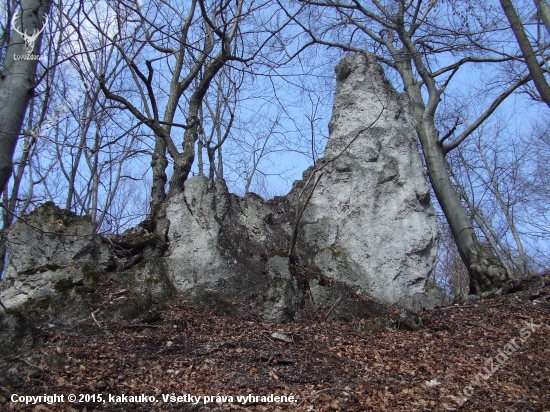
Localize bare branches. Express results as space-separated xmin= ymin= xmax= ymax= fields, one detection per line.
xmin=442 ymin=74 xmax=532 ymax=154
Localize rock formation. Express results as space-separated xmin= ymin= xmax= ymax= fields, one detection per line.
xmin=0 ymin=204 xmax=112 ymax=354
xmin=156 ymin=53 xmax=440 ymax=317
xmin=0 ymin=53 xmax=444 ymax=349
xmin=292 ymin=53 xmax=439 ymax=309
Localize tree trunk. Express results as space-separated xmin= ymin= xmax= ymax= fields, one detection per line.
xmin=197 ymin=137 xmax=204 ymax=176
xmin=207 ymin=148 xmax=216 ymax=181
xmin=413 ymin=108 xmax=509 ymax=295
xmin=168 ymin=128 xmax=197 ymax=198
xmin=217 ymin=141 xmax=224 ymax=179
xmin=0 ymin=0 xmax=52 ymax=194
xmin=150 ymin=134 xmax=167 ymax=212
xmin=393 ymin=24 xmax=512 ymax=294
xmin=500 ymin=0 xmax=550 ymax=107
xmin=534 ymin=0 xmax=550 ymax=36
xmin=166 ymin=54 xmax=229 ymax=197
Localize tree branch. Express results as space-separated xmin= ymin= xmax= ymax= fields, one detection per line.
xmin=443 ymin=74 xmax=532 ymax=154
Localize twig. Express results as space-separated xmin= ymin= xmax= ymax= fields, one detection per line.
xmin=124 ymin=324 xmax=162 ymax=329
xmin=194 ymin=342 xmax=237 ymax=357
xmin=311 ymin=387 xmax=356 ymax=400
xmin=486 ymin=301 xmax=505 ymax=308
xmin=437 ymin=304 xmax=479 ymax=310
xmin=514 ymin=304 xmax=550 ymax=314
xmin=257 ymin=353 xmax=296 ymax=365
xmin=324 ymin=295 xmax=343 ymax=321
xmin=7 ymin=357 xmax=44 ymax=372
xmin=267 ymin=352 xmax=279 ymax=364
xmin=91 ymin=309 xmax=102 ymax=328
xmin=273 ymin=358 xmax=296 ymax=365
xmin=312 ymin=387 xmax=353 ymax=395
xmin=344 ymin=331 xmax=371 ymax=341
xmin=295 ymin=332 xmax=319 ymax=351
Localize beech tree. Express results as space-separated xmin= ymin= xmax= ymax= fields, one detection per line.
xmin=282 ymin=0 xmax=544 ymax=294
xmin=0 ymin=0 xmax=51 ymax=195
xmin=0 ymin=0 xmax=52 ymax=277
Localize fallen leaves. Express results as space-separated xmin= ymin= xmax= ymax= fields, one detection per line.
xmin=1 ymin=277 xmax=550 ymax=411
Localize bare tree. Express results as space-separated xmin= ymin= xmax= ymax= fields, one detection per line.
xmin=197 ymin=65 xmax=242 ymax=181
xmin=67 ymin=0 xmax=291 ymax=221
xmin=0 ymin=0 xmax=58 ymax=276
xmin=0 ymin=0 xmax=299 ymax=264
xmin=520 ymin=114 xmax=550 ymax=271
xmin=0 ymin=0 xmax=152 ymax=269
xmin=447 ymin=124 xmax=530 ymax=279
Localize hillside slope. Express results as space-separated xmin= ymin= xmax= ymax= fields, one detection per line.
xmin=1 ymin=275 xmax=549 ymax=411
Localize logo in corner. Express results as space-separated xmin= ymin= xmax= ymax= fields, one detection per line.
xmin=11 ymin=9 xmax=49 ymax=55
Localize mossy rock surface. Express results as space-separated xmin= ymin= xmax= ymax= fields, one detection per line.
xmin=27 ymin=201 xmax=93 ymax=228
xmin=113 ymin=258 xmax=176 ymax=302
xmin=0 ymin=310 xmax=35 ymax=356
xmin=186 ymin=290 xmax=238 ymax=317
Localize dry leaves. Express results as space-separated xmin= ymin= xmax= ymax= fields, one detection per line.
xmin=1 ymin=276 xmax=549 ymax=411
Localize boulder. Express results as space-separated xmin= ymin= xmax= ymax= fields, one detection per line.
xmin=0 ymin=202 xmax=112 ymax=319
xmin=161 ymin=177 xmax=296 ymax=322
xmin=0 ymin=204 xmax=112 ymax=354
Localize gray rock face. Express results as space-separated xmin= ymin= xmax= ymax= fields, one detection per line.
xmin=161 ymin=177 xmax=298 ymax=322
xmin=159 ymin=53 xmax=439 ymax=316
xmin=0 ymin=203 xmax=114 ymax=354
xmin=0 ymin=54 xmax=442 ymax=337
xmin=290 ymin=53 xmax=439 ymax=308
xmin=0 ymin=202 xmax=112 ymax=312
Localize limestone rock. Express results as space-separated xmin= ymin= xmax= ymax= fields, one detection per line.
xmin=151 ymin=53 xmax=440 ymax=318
xmin=0 ymin=53 xmax=442 ymax=333
xmin=0 ymin=202 xmax=112 ymax=314
xmin=290 ymin=53 xmax=439 ymax=309
xmin=3 ymin=202 xmax=111 ymax=277
xmin=256 ymin=256 xmax=303 ymax=323
xmin=0 ymin=310 xmax=33 ymax=356
xmin=161 ymin=177 xmax=295 ymax=322
xmin=0 ymin=203 xmax=119 ymax=357
xmin=110 ymin=258 xmax=175 ymax=303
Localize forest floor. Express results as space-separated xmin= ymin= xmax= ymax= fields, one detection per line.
xmin=1 ymin=275 xmax=549 ymax=412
